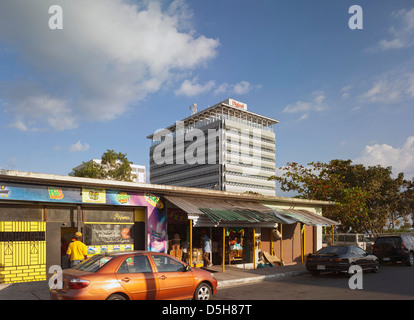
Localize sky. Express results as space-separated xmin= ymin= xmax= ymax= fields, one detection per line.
xmin=0 ymin=0 xmax=414 ymax=196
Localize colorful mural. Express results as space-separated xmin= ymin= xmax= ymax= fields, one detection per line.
xmin=0 ymin=182 xmax=81 ymax=203
xmin=0 ymin=182 xmax=166 ymax=252
xmin=107 ymin=190 xmax=166 ymax=252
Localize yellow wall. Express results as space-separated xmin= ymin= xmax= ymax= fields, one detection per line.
xmin=0 ymin=222 xmax=46 ymax=284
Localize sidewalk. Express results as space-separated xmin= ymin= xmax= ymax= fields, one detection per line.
xmin=211 ymin=263 xmax=308 ymax=288
xmin=0 ymin=264 xmax=308 ymax=300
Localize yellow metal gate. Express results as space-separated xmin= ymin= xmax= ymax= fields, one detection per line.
xmin=0 ymin=222 xmax=46 ymax=284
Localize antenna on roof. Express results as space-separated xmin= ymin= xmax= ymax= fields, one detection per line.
xmin=190 ymin=103 xmax=197 ymax=115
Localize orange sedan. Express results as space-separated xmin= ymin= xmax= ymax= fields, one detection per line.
xmin=50 ymin=251 xmax=217 ymax=300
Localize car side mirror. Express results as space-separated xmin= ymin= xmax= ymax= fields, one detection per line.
xmin=181 ymin=265 xmax=191 ymax=272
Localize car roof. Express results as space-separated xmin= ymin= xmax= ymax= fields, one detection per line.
xmin=103 ymin=250 xmax=163 ymax=257
xmin=375 ymin=235 xmax=401 ymax=239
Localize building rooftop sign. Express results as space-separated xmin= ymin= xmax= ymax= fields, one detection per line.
xmin=224 ymin=98 xmax=247 ymax=111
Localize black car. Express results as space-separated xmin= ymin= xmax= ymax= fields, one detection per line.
xmin=306 ymin=245 xmax=380 ymax=276
xmin=372 ymin=235 xmax=414 ymax=266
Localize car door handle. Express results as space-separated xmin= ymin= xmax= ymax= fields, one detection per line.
xmin=159 ymin=275 xmax=167 ymax=280
xmin=121 ymin=277 xmax=131 ymax=282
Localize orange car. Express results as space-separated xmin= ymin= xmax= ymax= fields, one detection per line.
xmin=50 ymin=251 xmax=217 ymax=300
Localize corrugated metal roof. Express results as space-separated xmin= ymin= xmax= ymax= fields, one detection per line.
xmin=165 ymin=196 xmax=340 ymax=227
xmin=164 ymin=196 xmax=315 ymax=226
xmin=199 ymin=208 xmax=288 ymax=224
xmin=271 ymin=208 xmax=340 ymax=226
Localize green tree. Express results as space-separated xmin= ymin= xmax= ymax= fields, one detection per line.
xmin=270 ymin=160 xmax=410 ymax=234
xmin=69 ymin=149 xmax=137 ymax=182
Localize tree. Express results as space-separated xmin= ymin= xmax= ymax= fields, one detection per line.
xmin=270 ymin=160 xmax=411 ymax=234
xmin=69 ymin=150 xmax=137 ymax=182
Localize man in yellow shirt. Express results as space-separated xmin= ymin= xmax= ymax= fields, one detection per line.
xmin=66 ymin=232 xmax=88 ymax=268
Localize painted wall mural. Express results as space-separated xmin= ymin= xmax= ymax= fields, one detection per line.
xmin=0 ymin=182 xmax=166 ymax=252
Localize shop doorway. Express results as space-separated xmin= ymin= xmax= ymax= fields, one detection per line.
xmin=60 ymin=226 xmax=77 ymax=269
xmin=166 ymin=208 xmax=191 ymax=264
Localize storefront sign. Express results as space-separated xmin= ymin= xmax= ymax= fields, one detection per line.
xmin=84 ymin=224 xmax=133 ymax=246
xmin=82 ymin=188 xmax=106 ymax=203
xmin=0 ymin=182 xmax=81 ymax=203
xmin=84 ymin=208 xmax=134 ymax=223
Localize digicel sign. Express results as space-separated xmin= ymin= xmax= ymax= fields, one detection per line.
xmin=224 ymin=98 xmax=247 ymax=111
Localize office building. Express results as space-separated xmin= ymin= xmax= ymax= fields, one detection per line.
xmin=147 ymin=99 xmax=278 ymax=196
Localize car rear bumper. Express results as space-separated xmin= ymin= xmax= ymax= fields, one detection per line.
xmin=306 ymin=262 xmax=350 ymax=273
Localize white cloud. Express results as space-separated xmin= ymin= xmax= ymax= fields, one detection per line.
xmin=341 ymin=86 xmax=352 ymax=99
xmin=354 ymin=136 xmax=414 ymax=178
xmin=0 ymin=0 xmax=219 ymax=131
xmin=283 ymin=90 xmax=328 ymax=120
xmin=8 ymin=120 xmax=29 ymax=132
xmin=175 ymin=79 xmax=255 ymax=97
xmin=361 ymin=72 xmax=414 ymax=104
xmin=68 ymin=141 xmax=90 ymax=153
xmin=232 ymin=81 xmax=252 ymax=95
xmin=376 ymin=8 xmax=414 ymax=51
xmin=174 ymin=78 xmax=216 ymax=97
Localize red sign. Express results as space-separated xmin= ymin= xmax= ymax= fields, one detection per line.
xmin=225 ymin=99 xmax=247 ymax=111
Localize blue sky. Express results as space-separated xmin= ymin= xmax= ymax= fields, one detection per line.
xmin=1 ymin=0 xmax=414 ymax=195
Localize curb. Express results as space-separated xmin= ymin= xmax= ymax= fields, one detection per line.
xmin=217 ymin=270 xmax=308 ymax=288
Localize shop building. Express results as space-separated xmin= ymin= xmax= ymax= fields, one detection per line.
xmin=147 ymin=99 xmax=278 ymax=196
xmin=0 ymin=170 xmax=338 ymax=284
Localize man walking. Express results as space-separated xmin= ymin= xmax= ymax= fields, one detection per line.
xmin=201 ymin=230 xmax=213 ymax=267
xmin=66 ymin=231 xmax=88 ymax=268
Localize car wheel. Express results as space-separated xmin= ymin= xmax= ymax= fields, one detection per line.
xmin=406 ymin=252 xmax=414 ymax=266
xmin=371 ymin=260 xmax=380 ymax=273
xmin=106 ymin=293 xmax=127 ymax=300
xmin=194 ymin=283 xmax=212 ymax=300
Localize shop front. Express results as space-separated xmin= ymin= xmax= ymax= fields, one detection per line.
xmin=0 ymin=179 xmax=166 ymax=283
xmin=164 ymin=196 xmax=291 ymax=271
xmin=0 ymin=170 xmax=339 ymax=284
xmin=164 ymin=195 xmax=340 ymax=271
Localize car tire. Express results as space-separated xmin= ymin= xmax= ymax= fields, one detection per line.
xmin=194 ymin=283 xmax=212 ymax=300
xmin=106 ymin=293 xmax=127 ymax=300
xmin=406 ymin=252 xmax=414 ymax=266
xmin=371 ymin=260 xmax=380 ymax=273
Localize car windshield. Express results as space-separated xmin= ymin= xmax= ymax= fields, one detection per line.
xmin=73 ymin=254 xmax=113 ymax=272
xmin=317 ymin=246 xmax=348 ymax=255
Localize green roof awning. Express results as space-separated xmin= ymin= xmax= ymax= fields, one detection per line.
xmin=164 ymin=196 xmax=294 ymax=227
xmin=199 ymin=208 xmax=288 ymax=224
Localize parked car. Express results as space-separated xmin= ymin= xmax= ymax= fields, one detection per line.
xmin=50 ymin=251 xmax=217 ymax=300
xmin=306 ymin=245 xmax=380 ymax=276
xmin=372 ymin=234 xmax=414 ymax=266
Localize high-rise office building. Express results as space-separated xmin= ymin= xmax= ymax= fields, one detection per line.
xmin=147 ymin=99 xmax=278 ymax=196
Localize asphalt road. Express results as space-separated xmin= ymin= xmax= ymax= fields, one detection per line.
xmin=213 ymin=263 xmax=414 ymax=300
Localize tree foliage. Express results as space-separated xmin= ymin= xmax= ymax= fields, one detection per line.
xmin=69 ymin=149 xmax=137 ymax=182
xmin=270 ymin=159 xmax=413 ymax=234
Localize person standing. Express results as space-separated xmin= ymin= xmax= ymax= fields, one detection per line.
xmin=181 ymin=236 xmax=189 ymax=263
xmin=201 ymin=230 xmax=213 ymax=267
xmin=66 ymin=232 xmax=88 ymax=268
